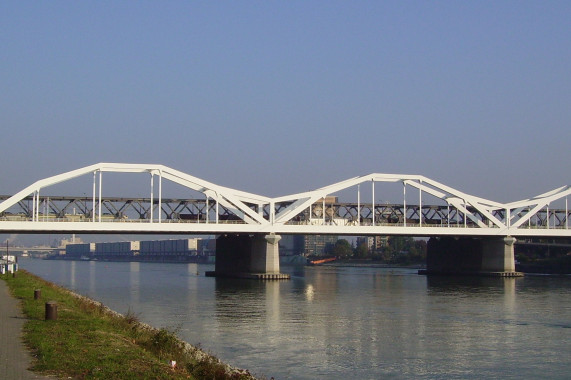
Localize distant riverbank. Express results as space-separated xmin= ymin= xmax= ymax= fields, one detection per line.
xmin=319 ymin=258 xmax=425 ymax=269
xmin=516 ymin=255 xmax=571 ymax=275
xmin=323 ymin=257 xmax=571 ymax=275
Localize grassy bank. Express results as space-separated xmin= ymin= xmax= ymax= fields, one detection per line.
xmin=1 ymin=270 xmax=257 ymax=380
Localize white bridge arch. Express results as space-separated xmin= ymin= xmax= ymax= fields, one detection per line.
xmin=0 ymin=163 xmax=569 ymax=237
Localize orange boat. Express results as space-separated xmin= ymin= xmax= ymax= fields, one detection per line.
xmin=309 ymin=257 xmax=337 ymax=265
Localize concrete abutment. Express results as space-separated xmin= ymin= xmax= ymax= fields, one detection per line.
xmin=421 ymin=236 xmax=523 ymax=277
xmin=205 ymin=234 xmax=290 ymax=280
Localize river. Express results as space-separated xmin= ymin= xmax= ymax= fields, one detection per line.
xmin=18 ymin=258 xmax=571 ymax=379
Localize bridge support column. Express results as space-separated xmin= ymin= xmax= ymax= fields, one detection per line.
xmin=481 ymin=236 xmax=517 ymax=273
xmin=422 ymin=236 xmax=522 ymax=277
xmin=206 ymin=234 xmax=290 ymax=280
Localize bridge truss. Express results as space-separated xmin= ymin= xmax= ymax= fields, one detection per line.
xmin=0 ymin=163 xmax=569 ymax=237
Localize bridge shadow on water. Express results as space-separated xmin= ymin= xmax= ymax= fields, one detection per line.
xmin=425 ymin=275 xmax=521 ymax=295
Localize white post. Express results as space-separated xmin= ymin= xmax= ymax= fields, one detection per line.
xmin=37 ymin=190 xmax=41 ymax=221
xmin=464 ymin=200 xmax=467 ymax=228
xmin=419 ymin=180 xmax=422 ymax=227
xmin=309 ymin=202 xmax=312 ymax=222
xmin=32 ymin=191 xmax=36 ymax=222
xmin=92 ymin=171 xmax=96 ymax=223
xmin=403 ymin=182 xmax=406 ymax=227
xmin=566 ymin=197 xmax=568 ymax=229
xmin=150 ymin=173 xmax=154 ymax=223
xmin=447 ymin=203 xmax=450 ymax=227
xmin=98 ymin=171 xmax=102 ymax=222
xmin=322 ymin=197 xmax=325 ymax=224
xmin=372 ymin=180 xmax=375 ymax=227
xmin=547 ymin=205 xmax=550 ymax=229
xmin=357 ymin=184 xmax=360 ymax=226
xmin=216 ymin=198 xmax=219 ymax=224
xmin=505 ymin=208 xmax=510 ymax=228
xmin=206 ymin=195 xmax=209 ymax=224
xmin=158 ymin=171 xmax=162 ymax=224
xmin=32 ymin=191 xmax=35 ymax=222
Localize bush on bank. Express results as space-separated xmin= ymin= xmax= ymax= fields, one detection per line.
xmin=1 ymin=270 xmax=257 ymax=380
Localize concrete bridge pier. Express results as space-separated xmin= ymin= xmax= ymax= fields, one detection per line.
xmin=481 ymin=236 xmax=517 ymax=273
xmin=206 ymin=234 xmax=290 ymax=280
xmin=422 ymin=236 xmax=523 ymax=277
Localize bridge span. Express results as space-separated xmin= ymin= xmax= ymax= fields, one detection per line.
xmin=0 ymin=163 xmax=569 ymax=278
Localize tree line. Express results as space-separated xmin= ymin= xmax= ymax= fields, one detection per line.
xmin=324 ymin=236 xmax=427 ymax=265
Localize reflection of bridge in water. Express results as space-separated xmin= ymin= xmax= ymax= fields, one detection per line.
xmin=0 ymin=163 xmax=569 ymax=278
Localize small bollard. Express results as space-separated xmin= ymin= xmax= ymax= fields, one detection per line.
xmin=34 ymin=289 xmax=41 ymax=300
xmin=45 ymin=301 xmax=58 ymax=321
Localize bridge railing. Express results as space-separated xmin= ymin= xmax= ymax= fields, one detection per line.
xmin=0 ymin=216 xmax=248 ymax=225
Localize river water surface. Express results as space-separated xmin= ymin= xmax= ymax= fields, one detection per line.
xmin=19 ymin=258 xmax=571 ymax=379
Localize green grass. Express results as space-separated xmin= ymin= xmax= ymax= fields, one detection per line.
xmin=1 ymin=270 xmax=257 ymax=380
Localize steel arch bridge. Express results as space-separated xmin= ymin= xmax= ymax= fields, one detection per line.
xmin=0 ymin=163 xmax=569 ymax=238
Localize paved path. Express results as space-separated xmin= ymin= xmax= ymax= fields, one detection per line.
xmin=0 ymin=276 xmax=51 ymax=379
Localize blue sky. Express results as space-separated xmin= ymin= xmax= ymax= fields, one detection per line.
xmin=1 ymin=1 xmax=570 ymax=204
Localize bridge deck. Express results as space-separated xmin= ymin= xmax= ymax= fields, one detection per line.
xmin=0 ymin=220 xmax=569 ymax=238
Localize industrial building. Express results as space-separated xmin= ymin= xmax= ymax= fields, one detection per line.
xmin=64 ymin=238 xmax=213 ymax=262
xmin=279 ymin=235 xmax=338 ymax=257
xmin=356 ymin=236 xmax=389 ymax=252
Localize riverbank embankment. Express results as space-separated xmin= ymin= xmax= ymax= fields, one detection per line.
xmin=0 ymin=270 xmax=258 ymax=380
